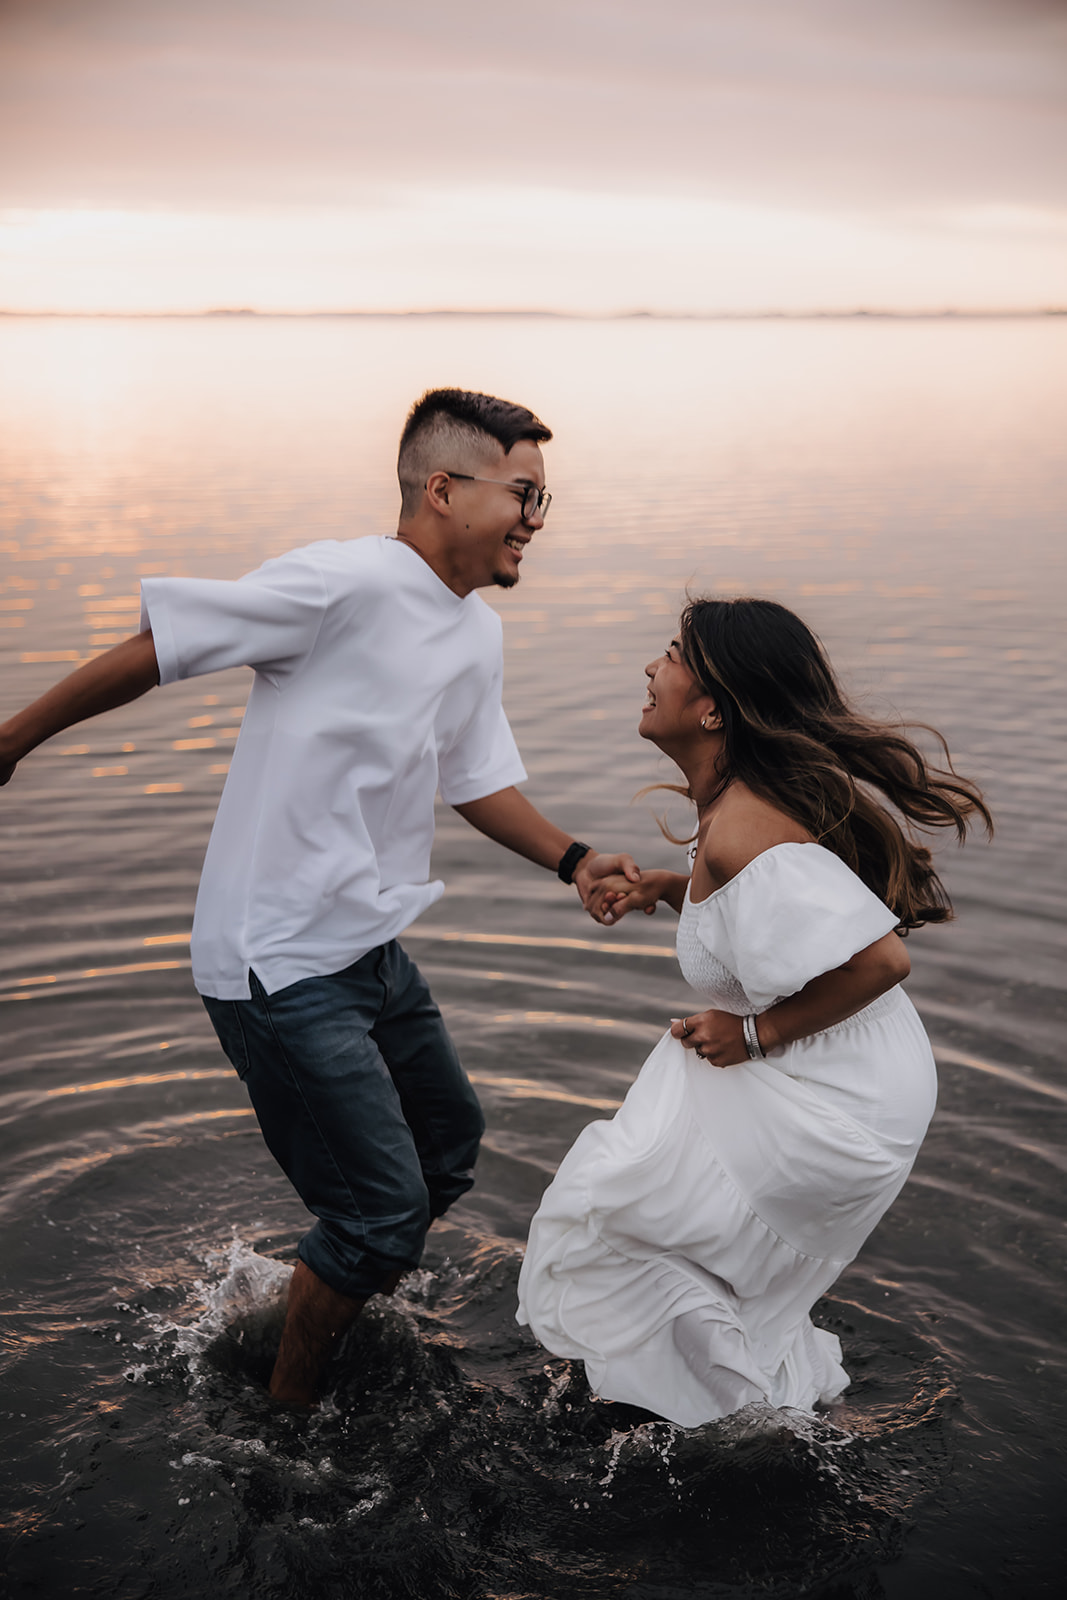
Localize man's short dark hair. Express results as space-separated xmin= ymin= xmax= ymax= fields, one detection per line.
xmin=397 ymin=389 xmax=552 ymax=518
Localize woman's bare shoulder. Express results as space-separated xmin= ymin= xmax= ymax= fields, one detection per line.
xmin=700 ymin=785 xmax=813 ymax=890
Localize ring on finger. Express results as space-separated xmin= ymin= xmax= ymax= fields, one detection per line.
xmin=681 ymin=1017 xmax=692 ymax=1038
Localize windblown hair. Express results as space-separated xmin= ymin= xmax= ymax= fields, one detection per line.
xmin=670 ymin=597 xmax=993 ymax=931
xmin=397 ymin=389 xmax=552 ymax=519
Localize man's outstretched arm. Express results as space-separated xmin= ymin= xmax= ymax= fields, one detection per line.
xmin=0 ymin=629 xmax=160 ymax=786
xmin=452 ymin=786 xmax=639 ymax=925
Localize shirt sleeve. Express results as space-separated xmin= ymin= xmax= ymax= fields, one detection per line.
xmin=436 ymin=644 xmax=528 ymax=806
xmin=140 ymin=548 xmax=330 ymax=685
xmin=695 ymin=843 xmax=900 ymax=1009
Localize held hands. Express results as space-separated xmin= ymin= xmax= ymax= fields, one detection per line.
xmin=670 ymin=1009 xmax=750 ymax=1069
xmin=584 ymin=870 xmax=666 ymax=925
xmin=586 ymin=866 xmax=688 ymax=926
xmin=572 ymin=853 xmax=641 ymax=926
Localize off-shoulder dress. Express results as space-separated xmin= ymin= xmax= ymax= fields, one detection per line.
xmin=516 ymin=843 xmax=937 ymax=1427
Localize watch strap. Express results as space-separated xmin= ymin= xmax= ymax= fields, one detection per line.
xmin=557 ymin=841 xmax=592 ymax=884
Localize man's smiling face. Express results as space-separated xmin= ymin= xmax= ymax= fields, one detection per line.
xmin=446 ymin=439 xmax=547 ymax=591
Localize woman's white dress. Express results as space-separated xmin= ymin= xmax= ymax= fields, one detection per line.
xmin=516 ymin=843 xmax=937 ymax=1428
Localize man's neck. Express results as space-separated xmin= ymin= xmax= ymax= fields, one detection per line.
xmin=394 ymin=530 xmax=471 ymax=598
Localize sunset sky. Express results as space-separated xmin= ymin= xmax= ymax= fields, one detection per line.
xmin=1 ymin=0 xmax=1064 ymax=314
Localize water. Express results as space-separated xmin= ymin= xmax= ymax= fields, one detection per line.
xmin=1 ymin=314 xmax=1065 ymax=1598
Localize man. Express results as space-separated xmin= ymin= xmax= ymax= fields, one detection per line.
xmin=0 ymin=388 xmax=638 ymax=1406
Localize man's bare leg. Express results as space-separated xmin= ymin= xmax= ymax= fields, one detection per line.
xmin=269 ymin=1260 xmax=403 ymax=1406
xmin=269 ymin=1261 xmax=366 ymax=1406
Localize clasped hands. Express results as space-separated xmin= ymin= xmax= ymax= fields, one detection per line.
xmin=578 ymin=864 xmax=666 ymax=926
xmin=566 ymin=853 xmax=629 ymax=922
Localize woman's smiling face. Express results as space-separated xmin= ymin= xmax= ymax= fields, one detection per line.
xmin=640 ymin=637 xmax=717 ymax=746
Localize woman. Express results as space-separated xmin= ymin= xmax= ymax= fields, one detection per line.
xmin=517 ymin=597 xmax=991 ymax=1428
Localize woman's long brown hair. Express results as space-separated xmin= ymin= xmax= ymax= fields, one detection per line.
xmin=671 ymin=597 xmax=992 ymax=931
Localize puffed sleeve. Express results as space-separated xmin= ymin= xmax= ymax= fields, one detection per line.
xmin=695 ymin=843 xmax=899 ymax=1009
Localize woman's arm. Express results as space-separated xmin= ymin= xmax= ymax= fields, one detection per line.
xmin=757 ymin=931 xmax=910 ymax=1050
xmin=671 ymin=930 xmax=910 ymax=1067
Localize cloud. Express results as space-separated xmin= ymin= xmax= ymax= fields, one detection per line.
xmin=1 ymin=1 xmax=1062 ymax=311
xmin=0 ymin=0 xmax=1064 ymax=211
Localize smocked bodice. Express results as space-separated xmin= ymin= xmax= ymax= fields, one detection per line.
xmin=676 ymin=891 xmax=764 ymax=1013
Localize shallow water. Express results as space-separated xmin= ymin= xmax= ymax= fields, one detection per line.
xmin=1 ymin=315 xmax=1065 ymax=1597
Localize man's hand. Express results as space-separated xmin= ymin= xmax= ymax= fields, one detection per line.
xmin=572 ymin=852 xmax=640 ymax=925
xmin=0 ymin=724 xmax=18 ymax=787
xmin=670 ymin=1009 xmax=748 ymax=1068
xmin=0 ymin=722 xmax=24 ymax=786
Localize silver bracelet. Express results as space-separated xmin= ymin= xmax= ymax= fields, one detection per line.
xmin=742 ymin=1013 xmax=766 ymax=1061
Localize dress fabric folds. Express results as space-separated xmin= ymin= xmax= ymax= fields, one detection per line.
xmin=516 ymin=844 xmax=937 ymax=1428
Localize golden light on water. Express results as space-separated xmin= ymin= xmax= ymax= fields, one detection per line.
xmin=43 ymin=1068 xmax=232 ymax=1099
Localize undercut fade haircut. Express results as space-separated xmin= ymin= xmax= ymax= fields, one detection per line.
xmin=397 ymin=389 xmax=552 ymax=519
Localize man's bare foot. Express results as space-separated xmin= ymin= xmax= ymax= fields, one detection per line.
xmin=268 ymin=1260 xmax=404 ymax=1406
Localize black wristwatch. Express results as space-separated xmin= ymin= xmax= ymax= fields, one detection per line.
xmin=557 ymin=841 xmax=592 ymax=884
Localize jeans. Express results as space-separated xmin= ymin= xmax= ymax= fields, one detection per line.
xmin=202 ymin=941 xmax=484 ymax=1297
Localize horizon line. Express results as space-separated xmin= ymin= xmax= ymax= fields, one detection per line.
xmin=1 ymin=306 xmax=1065 ymax=322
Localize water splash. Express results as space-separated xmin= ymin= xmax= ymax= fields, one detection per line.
xmin=109 ymin=1234 xmax=956 ymax=1598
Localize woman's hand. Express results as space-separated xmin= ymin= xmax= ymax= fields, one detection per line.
xmin=586 ymin=868 xmax=690 ymax=924
xmin=670 ymin=1009 xmax=749 ymax=1068
xmin=572 ymin=852 xmax=641 ymax=925
xmin=586 ymin=871 xmax=662 ymax=924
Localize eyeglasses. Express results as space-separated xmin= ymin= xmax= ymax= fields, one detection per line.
xmin=444 ymin=473 xmax=552 ymax=523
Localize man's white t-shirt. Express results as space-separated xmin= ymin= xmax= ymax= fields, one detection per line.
xmin=140 ymin=536 xmax=527 ymax=1000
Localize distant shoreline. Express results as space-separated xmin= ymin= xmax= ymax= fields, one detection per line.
xmin=0 ymin=307 xmax=1064 ymax=322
